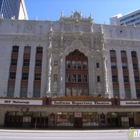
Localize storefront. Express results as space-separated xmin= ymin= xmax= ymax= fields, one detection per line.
xmin=0 ymin=97 xmax=140 ymax=129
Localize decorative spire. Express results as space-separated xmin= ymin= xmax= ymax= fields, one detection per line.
xmin=61 ymin=10 xmax=64 ymax=17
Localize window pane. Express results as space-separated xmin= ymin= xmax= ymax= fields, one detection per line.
xmin=77 ymin=61 xmax=81 ymax=69
xmin=83 ymin=89 xmax=88 ymax=95
xmin=36 ymin=60 xmax=42 ymax=66
xmin=22 ymin=73 xmax=28 ymax=80
xmin=11 ymin=59 xmax=17 ymax=66
xmin=110 ymin=50 xmax=116 ymax=57
xmin=77 ymin=74 xmax=81 ymax=82
xmin=125 ymin=89 xmax=131 ymax=98
xmin=131 ymin=51 xmax=137 ymax=57
xmin=35 ymin=73 xmax=41 ymax=80
xmin=23 ymin=59 xmax=30 ymax=66
xmin=36 ymin=47 xmax=43 ymax=54
xmin=7 ymin=87 xmax=14 ymax=97
xmin=121 ymin=51 xmax=126 ymax=58
xmin=66 ymin=61 xmax=71 ymax=69
xmin=77 ymin=88 xmax=82 ymax=95
xmin=20 ymin=87 xmax=27 ymax=97
xmin=83 ymin=75 xmax=88 ymax=82
xmin=66 ymin=88 xmax=71 ymax=96
xmin=72 ymin=74 xmax=76 ymax=82
xmin=9 ymin=72 xmax=16 ymax=80
xmin=33 ymin=87 xmax=40 ymax=97
xmin=72 ymin=61 xmax=76 ymax=69
xmin=113 ymin=89 xmax=119 ymax=97
xmin=72 ymin=88 xmax=76 ymax=96
xmin=12 ymin=46 xmax=19 ymax=53
xmin=83 ymin=61 xmax=87 ymax=69
xmin=24 ymin=47 xmax=31 ymax=54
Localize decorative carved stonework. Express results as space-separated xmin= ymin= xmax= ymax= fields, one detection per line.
xmin=64 ymin=24 xmax=71 ymax=31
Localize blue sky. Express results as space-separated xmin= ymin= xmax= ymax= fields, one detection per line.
xmin=25 ymin=0 xmax=140 ymax=24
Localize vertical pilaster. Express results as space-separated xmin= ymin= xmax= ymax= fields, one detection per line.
xmin=46 ymin=49 xmax=52 ymax=97
xmin=102 ymin=53 xmax=109 ymax=97
xmin=127 ymin=49 xmax=136 ymax=98
xmin=116 ymin=49 xmax=125 ymax=98
xmin=27 ymin=46 xmax=36 ymax=98
xmin=14 ymin=46 xmax=24 ymax=97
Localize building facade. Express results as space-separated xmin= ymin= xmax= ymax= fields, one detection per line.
xmin=0 ymin=0 xmax=28 ymax=19
xmin=110 ymin=9 xmax=140 ymax=26
xmin=0 ymin=11 xmax=140 ymax=128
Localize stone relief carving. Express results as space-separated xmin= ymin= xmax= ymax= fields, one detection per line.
xmin=83 ymin=25 xmax=90 ymax=32
xmin=107 ymin=39 xmax=139 ymax=47
xmin=24 ymin=23 xmax=35 ymax=32
xmin=64 ymin=24 xmax=71 ymax=31
xmin=116 ymin=27 xmax=127 ymax=38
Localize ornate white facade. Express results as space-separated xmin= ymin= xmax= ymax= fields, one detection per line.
xmin=0 ymin=11 xmax=140 ymax=99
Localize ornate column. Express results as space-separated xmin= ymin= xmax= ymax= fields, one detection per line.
xmin=59 ymin=51 xmax=64 ymax=96
xmin=102 ymin=49 xmax=109 ymax=97
xmin=91 ymin=55 xmax=96 ymax=95
xmin=46 ymin=42 xmax=53 ymax=97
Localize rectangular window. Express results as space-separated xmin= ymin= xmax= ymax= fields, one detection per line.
xmin=54 ymin=61 xmax=58 ymax=66
xmin=20 ymin=87 xmax=27 ymax=97
xmin=9 ymin=72 xmax=16 ymax=80
xmin=35 ymin=73 xmax=41 ymax=80
xmin=121 ymin=51 xmax=127 ymax=58
xmin=136 ymin=89 xmax=140 ymax=98
xmin=66 ymin=88 xmax=71 ymax=95
xmin=83 ymin=88 xmax=88 ymax=95
xmin=11 ymin=59 xmax=17 ymax=66
xmin=77 ymin=74 xmax=81 ymax=82
xmin=36 ymin=47 xmax=43 ymax=54
xmin=24 ymin=47 xmax=31 ymax=54
xmin=83 ymin=75 xmax=88 ymax=82
xmin=67 ymin=74 xmax=71 ymax=82
xmin=7 ymin=86 xmax=14 ymax=97
xmin=72 ymin=61 xmax=77 ymax=69
xmin=54 ymin=74 xmax=57 ymax=82
xmin=131 ymin=51 xmax=137 ymax=57
xmin=110 ymin=50 xmax=116 ymax=57
xmin=72 ymin=88 xmax=76 ymax=96
xmin=22 ymin=73 xmax=28 ymax=80
xmin=123 ymin=76 xmax=129 ymax=82
xmin=122 ymin=62 xmax=127 ymax=69
xmin=96 ymin=63 xmax=99 ymax=68
xmin=12 ymin=46 xmax=19 ymax=53
xmin=111 ymin=62 xmax=117 ymax=69
xmin=125 ymin=89 xmax=131 ymax=98
xmin=66 ymin=61 xmax=71 ymax=69
xmin=33 ymin=87 xmax=40 ymax=97
xmin=133 ymin=63 xmax=138 ymax=70
xmin=112 ymin=75 xmax=118 ymax=82
xmin=83 ymin=61 xmax=87 ymax=69
xmin=77 ymin=61 xmax=82 ymax=69
xmin=35 ymin=60 xmax=42 ymax=66
xmin=23 ymin=59 xmax=30 ymax=66
xmin=72 ymin=74 xmax=76 ymax=82
xmin=97 ymin=76 xmax=100 ymax=82
xmin=113 ymin=89 xmax=119 ymax=97
xmin=77 ymin=88 xmax=82 ymax=95
xmin=134 ymin=76 xmax=140 ymax=83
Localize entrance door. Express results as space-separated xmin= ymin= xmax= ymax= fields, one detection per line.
xmin=74 ymin=118 xmax=82 ymax=128
xmin=129 ymin=118 xmax=134 ymax=127
xmin=40 ymin=117 xmax=48 ymax=128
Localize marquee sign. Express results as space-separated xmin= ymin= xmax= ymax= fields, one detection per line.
xmin=0 ymin=99 xmax=43 ymax=105
xmin=120 ymin=101 xmax=140 ymax=106
xmin=52 ymin=101 xmax=112 ymax=105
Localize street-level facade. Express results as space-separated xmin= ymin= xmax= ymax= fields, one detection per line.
xmin=0 ymin=11 xmax=140 ymax=128
xmin=1 ymin=97 xmax=140 ymax=128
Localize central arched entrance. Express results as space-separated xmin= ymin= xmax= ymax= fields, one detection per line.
xmin=66 ymin=49 xmax=89 ymax=96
